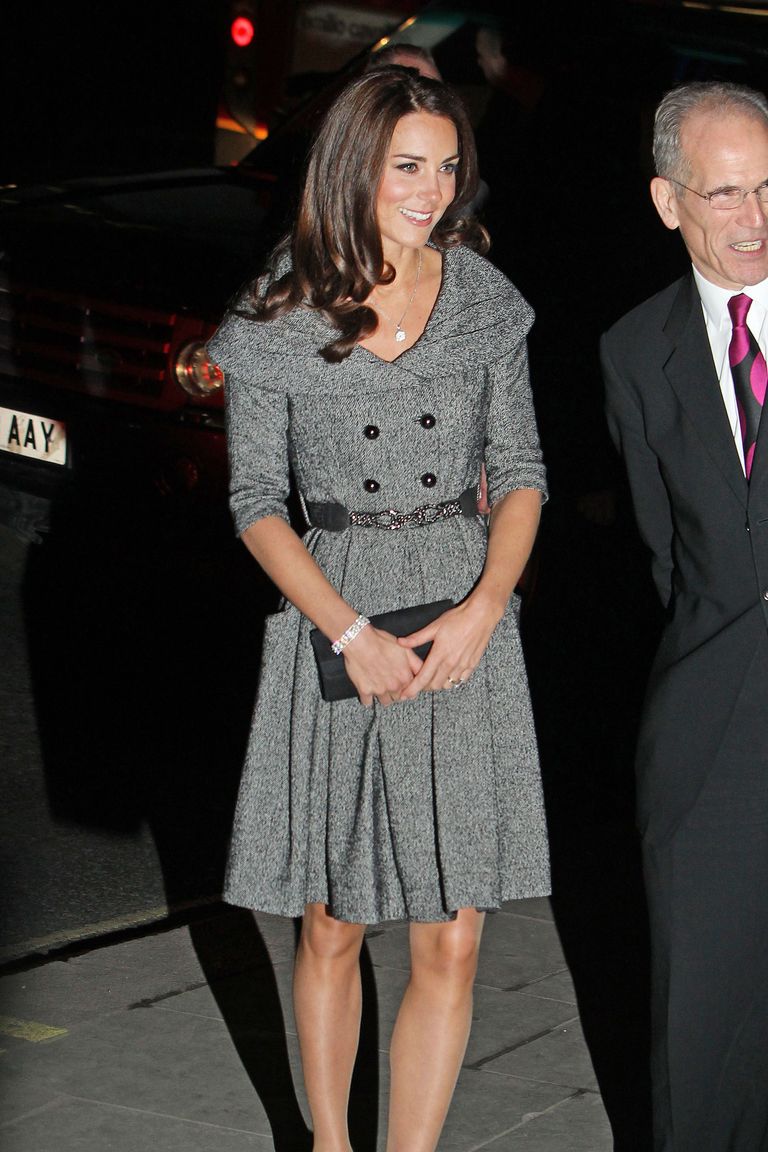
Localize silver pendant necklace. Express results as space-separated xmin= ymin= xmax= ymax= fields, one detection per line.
xmin=373 ymin=249 xmax=423 ymax=342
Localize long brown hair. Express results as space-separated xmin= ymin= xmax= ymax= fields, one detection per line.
xmin=249 ymin=67 xmax=489 ymax=362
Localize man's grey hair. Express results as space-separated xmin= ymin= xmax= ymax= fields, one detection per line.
xmin=364 ymin=42 xmax=439 ymax=75
xmin=653 ymin=81 xmax=768 ymax=186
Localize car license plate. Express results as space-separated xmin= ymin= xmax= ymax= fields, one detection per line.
xmin=0 ymin=406 xmax=67 ymax=466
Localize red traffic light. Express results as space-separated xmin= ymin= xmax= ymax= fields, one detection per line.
xmin=231 ymin=16 xmax=255 ymax=48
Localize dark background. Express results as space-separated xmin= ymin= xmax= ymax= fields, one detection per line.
xmin=3 ymin=1 xmax=228 ymax=182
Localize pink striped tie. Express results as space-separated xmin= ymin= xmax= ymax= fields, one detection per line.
xmin=728 ymin=293 xmax=768 ymax=479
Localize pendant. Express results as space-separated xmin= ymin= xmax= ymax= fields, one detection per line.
xmin=395 ymin=327 xmax=406 ymax=343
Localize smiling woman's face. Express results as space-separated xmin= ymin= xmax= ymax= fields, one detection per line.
xmin=375 ymin=111 xmax=459 ymax=260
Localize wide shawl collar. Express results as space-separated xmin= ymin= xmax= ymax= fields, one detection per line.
xmin=255 ymin=245 xmax=533 ymax=396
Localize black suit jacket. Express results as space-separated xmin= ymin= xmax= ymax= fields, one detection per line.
xmin=601 ymin=273 xmax=768 ymax=842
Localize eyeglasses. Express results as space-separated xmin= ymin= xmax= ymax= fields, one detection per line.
xmin=669 ymin=178 xmax=768 ymax=211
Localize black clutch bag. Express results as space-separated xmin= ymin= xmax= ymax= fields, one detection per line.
xmin=309 ymin=600 xmax=453 ymax=702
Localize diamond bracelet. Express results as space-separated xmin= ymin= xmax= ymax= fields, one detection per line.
xmin=331 ymin=614 xmax=371 ymax=655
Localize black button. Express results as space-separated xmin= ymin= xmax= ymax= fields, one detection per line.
xmin=364 ymin=479 xmax=380 ymax=493
xmin=420 ymin=413 xmax=436 ymax=429
xmin=364 ymin=425 xmax=380 ymax=439
xmin=421 ymin=472 xmax=437 ymax=488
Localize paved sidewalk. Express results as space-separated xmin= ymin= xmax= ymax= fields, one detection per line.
xmin=0 ymin=899 xmax=612 ymax=1152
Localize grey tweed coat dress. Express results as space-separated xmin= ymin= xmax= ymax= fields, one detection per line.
xmin=208 ymin=244 xmax=550 ymax=924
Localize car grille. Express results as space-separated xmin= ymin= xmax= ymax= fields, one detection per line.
xmin=0 ymin=282 xmax=205 ymax=411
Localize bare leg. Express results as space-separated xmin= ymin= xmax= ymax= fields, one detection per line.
xmin=386 ymin=908 xmax=485 ymax=1152
xmin=293 ymin=903 xmax=367 ymax=1152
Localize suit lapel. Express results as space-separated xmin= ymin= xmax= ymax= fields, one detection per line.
xmin=662 ymin=274 xmax=747 ymax=507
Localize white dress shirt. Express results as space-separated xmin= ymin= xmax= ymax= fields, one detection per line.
xmin=694 ymin=266 xmax=768 ymax=475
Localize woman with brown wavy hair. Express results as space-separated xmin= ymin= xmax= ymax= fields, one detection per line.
xmin=209 ymin=66 xmax=549 ymax=1152
xmin=251 ymin=62 xmax=485 ymax=361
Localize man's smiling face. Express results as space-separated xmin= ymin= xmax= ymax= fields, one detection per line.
xmin=651 ymin=109 xmax=768 ymax=291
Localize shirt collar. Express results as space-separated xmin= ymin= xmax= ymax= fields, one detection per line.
xmin=693 ymin=264 xmax=768 ymax=329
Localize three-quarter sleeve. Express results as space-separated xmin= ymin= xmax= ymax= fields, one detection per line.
xmin=484 ymin=320 xmax=547 ymax=507
xmin=208 ymin=314 xmax=291 ymax=536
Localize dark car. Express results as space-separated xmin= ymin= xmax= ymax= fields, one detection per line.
xmin=0 ymin=165 xmax=278 ymax=540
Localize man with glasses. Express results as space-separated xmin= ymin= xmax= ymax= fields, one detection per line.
xmin=601 ymin=81 xmax=768 ymax=1151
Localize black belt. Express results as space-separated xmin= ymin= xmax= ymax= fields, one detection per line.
xmin=305 ymin=486 xmax=478 ymax=531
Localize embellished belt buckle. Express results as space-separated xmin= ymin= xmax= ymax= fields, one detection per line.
xmin=348 ymin=507 xmax=407 ymax=529
xmin=349 ymin=498 xmax=462 ymax=530
xmin=375 ymin=508 xmax=406 ymax=529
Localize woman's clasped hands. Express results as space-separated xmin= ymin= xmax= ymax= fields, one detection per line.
xmin=342 ymin=596 xmax=503 ymax=707
xmin=341 ymin=624 xmax=423 ymax=708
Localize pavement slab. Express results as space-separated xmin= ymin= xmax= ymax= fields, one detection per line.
xmin=0 ymin=1070 xmax=62 ymax=1128
xmin=475 ymin=1091 xmax=613 ymax=1151
xmin=481 ymin=1020 xmax=599 ymax=1092
xmin=1 ymin=1095 xmax=276 ymax=1152
xmin=2 ymin=1008 xmax=290 ymax=1134
xmin=516 ymin=969 xmax=577 ymax=1005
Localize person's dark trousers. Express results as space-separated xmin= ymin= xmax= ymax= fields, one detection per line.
xmin=642 ymin=643 xmax=768 ymax=1151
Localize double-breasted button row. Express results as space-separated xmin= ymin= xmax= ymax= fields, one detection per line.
xmin=362 ymin=474 xmax=438 ymax=493
xmin=361 ymin=414 xmax=436 ymax=439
